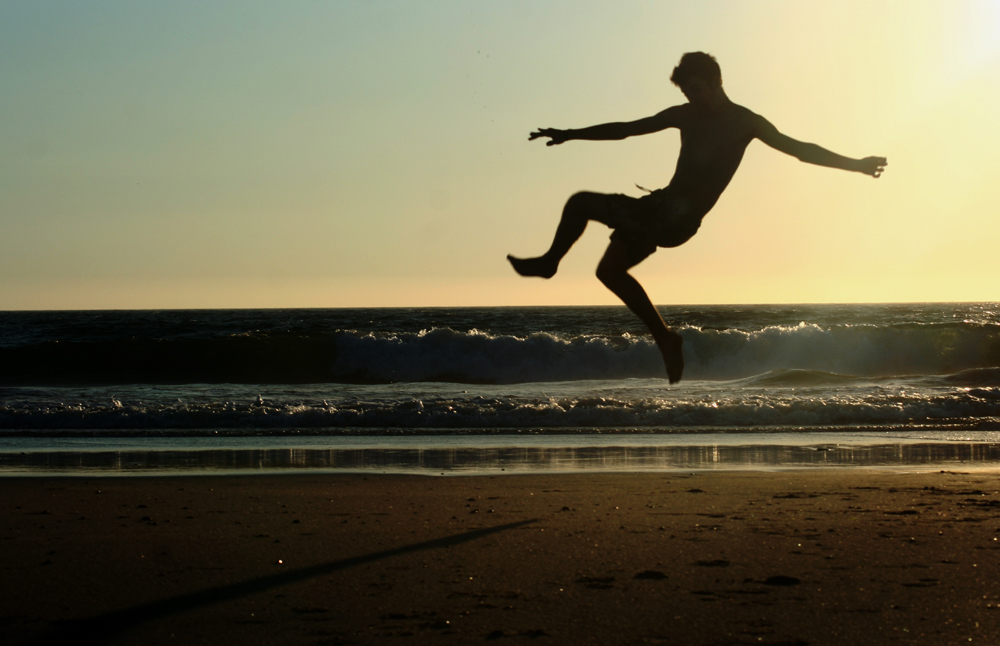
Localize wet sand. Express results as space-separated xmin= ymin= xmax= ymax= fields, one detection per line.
xmin=3 ymin=469 xmax=1000 ymax=645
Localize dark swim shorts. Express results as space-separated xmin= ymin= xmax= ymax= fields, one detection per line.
xmin=605 ymin=189 xmax=702 ymax=264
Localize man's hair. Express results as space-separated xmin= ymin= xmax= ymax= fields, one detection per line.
xmin=670 ymin=52 xmax=722 ymax=87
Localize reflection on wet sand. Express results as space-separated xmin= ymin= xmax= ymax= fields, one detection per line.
xmin=3 ymin=442 xmax=1000 ymax=474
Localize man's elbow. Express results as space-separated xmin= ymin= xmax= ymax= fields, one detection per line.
xmin=610 ymin=124 xmax=636 ymax=140
xmin=793 ymin=143 xmax=823 ymax=164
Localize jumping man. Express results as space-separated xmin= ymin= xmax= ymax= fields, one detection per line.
xmin=507 ymin=52 xmax=887 ymax=384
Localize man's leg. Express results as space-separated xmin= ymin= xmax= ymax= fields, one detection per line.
xmin=595 ymin=240 xmax=684 ymax=384
xmin=508 ymin=192 xmax=612 ymax=278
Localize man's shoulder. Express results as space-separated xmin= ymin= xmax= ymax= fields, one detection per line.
xmin=733 ymin=103 xmax=771 ymax=127
xmin=729 ymin=103 xmax=764 ymax=122
xmin=651 ymin=104 xmax=689 ymax=119
xmin=726 ymin=103 xmax=775 ymax=136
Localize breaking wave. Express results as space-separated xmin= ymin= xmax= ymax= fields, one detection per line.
xmin=1 ymin=321 xmax=998 ymax=386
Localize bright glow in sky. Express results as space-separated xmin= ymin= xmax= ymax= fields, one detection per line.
xmin=2 ymin=0 xmax=998 ymax=309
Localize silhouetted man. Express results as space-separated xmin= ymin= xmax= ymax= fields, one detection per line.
xmin=508 ymin=52 xmax=886 ymax=383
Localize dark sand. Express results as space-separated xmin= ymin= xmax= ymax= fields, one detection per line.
xmin=3 ymin=469 xmax=1000 ymax=645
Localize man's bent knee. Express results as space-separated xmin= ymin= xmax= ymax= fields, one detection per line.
xmin=595 ymin=259 xmax=626 ymax=288
xmin=565 ymin=191 xmax=606 ymax=216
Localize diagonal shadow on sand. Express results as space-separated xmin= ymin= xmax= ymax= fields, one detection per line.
xmin=25 ymin=518 xmax=538 ymax=646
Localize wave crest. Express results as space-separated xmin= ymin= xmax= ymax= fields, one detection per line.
xmin=1 ymin=321 xmax=997 ymax=386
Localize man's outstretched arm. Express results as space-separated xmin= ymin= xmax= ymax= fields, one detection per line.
xmin=755 ymin=116 xmax=886 ymax=177
xmin=530 ymin=107 xmax=680 ymax=146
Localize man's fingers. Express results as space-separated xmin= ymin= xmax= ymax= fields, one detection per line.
xmin=529 ymin=127 xmax=567 ymax=145
xmin=863 ymin=156 xmax=887 ymax=177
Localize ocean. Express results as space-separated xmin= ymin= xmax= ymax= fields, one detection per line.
xmin=2 ymin=304 xmax=999 ymax=475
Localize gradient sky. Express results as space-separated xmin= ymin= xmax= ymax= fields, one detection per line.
xmin=2 ymin=0 xmax=999 ymax=310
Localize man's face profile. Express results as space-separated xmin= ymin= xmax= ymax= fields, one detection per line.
xmin=679 ymin=78 xmax=716 ymax=110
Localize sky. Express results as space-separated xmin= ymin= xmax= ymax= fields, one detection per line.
xmin=2 ymin=0 xmax=999 ymax=310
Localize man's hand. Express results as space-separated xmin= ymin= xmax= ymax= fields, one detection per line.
xmin=858 ymin=156 xmax=887 ymax=178
xmin=529 ymin=128 xmax=570 ymax=146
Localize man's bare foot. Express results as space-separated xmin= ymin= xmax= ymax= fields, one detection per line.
xmin=653 ymin=329 xmax=684 ymax=384
xmin=507 ymin=254 xmax=557 ymax=279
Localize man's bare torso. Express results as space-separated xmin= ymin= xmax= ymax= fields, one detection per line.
xmin=663 ymin=102 xmax=760 ymax=217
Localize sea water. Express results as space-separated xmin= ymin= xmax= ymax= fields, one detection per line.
xmin=1 ymin=304 xmax=999 ymax=474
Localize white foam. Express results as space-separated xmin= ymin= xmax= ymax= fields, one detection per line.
xmin=330 ymin=322 xmax=1000 ymax=384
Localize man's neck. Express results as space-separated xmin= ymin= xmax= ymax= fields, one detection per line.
xmin=699 ymin=88 xmax=731 ymax=115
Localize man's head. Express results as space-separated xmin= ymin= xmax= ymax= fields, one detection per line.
xmin=671 ymin=52 xmax=724 ymax=110
xmin=670 ymin=52 xmax=722 ymax=88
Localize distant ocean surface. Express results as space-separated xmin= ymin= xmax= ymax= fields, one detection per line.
xmin=2 ymin=304 xmax=999 ymax=474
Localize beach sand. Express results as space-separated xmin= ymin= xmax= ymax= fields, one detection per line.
xmin=3 ymin=469 xmax=1000 ymax=645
